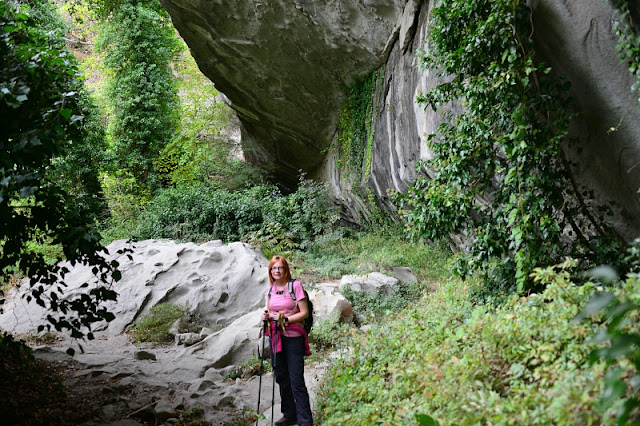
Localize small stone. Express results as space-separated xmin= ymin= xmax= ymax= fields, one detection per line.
xmin=135 ymin=350 xmax=156 ymax=361
xmin=154 ymin=399 xmax=177 ymax=422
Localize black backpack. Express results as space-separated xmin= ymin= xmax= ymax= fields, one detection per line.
xmin=270 ymin=279 xmax=314 ymax=334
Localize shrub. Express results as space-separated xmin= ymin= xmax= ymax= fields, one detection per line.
xmin=134 ymin=180 xmax=338 ymax=245
xmin=340 ymin=285 xmax=415 ymax=323
xmin=309 ymin=315 xmax=358 ymax=351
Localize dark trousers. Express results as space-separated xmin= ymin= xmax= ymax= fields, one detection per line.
xmin=271 ymin=335 xmax=313 ymax=425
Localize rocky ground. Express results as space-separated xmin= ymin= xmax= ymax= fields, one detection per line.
xmin=4 ymin=332 xmax=325 ymax=426
xmin=0 ymin=240 xmax=393 ymax=425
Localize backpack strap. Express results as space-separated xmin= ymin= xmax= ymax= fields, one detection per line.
xmin=288 ymin=279 xmax=300 ymax=314
xmin=288 ymin=279 xmax=297 ymax=301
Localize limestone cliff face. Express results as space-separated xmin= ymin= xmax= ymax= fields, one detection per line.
xmin=161 ymin=0 xmax=407 ymax=187
xmin=162 ymin=0 xmax=640 ymax=239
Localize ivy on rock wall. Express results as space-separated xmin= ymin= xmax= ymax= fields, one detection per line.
xmin=337 ymin=68 xmax=384 ymax=182
xmin=334 ymin=68 xmax=392 ymax=229
xmin=610 ymin=0 xmax=640 ymax=108
xmin=398 ymin=0 xmax=623 ymax=295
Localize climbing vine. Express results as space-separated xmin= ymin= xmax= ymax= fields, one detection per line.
xmin=95 ymin=0 xmax=179 ymax=193
xmin=610 ymin=0 xmax=640 ymax=108
xmin=336 ymin=69 xmax=381 ymax=180
xmin=397 ymin=0 xmax=622 ymax=294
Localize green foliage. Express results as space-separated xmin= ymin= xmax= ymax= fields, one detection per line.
xmin=135 ymin=179 xmax=339 ymax=245
xmin=610 ymin=0 xmax=640 ymax=108
xmin=398 ymin=0 xmax=622 ymax=295
xmin=245 ymin=221 xmax=299 ymax=260
xmin=49 ymin=91 xmax=108 ymax=219
xmin=340 ymin=285 xmax=415 ymax=323
xmin=177 ymin=406 xmax=208 ymax=426
xmin=132 ymin=303 xmax=186 ymax=343
xmin=317 ymin=266 xmax=607 ymax=425
xmin=156 ymin=40 xmax=264 ymax=190
xmin=309 ymin=315 xmax=358 ymax=352
xmin=99 ymin=171 xmax=146 ymax=243
xmin=295 ymin=230 xmax=452 ymax=284
xmin=95 ymin=0 xmax=179 ymax=192
xmin=337 ymin=69 xmax=381 ymax=177
xmin=575 ymin=256 xmax=640 ymax=423
xmin=1 ymin=0 xmax=120 ymax=338
xmin=223 ymin=355 xmax=272 ymax=381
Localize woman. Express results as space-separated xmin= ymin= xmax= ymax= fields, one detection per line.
xmin=261 ymin=255 xmax=313 ymax=426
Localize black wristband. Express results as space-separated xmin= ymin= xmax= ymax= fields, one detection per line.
xmin=284 ymin=317 xmax=289 ymax=323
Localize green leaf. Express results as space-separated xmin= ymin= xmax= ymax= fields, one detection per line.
xmin=59 ymin=108 xmax=72 ymax=120
xmin=580 ymin=292 xmax=615 ymax=318
xmin=597 ymin=369 xmax=626 ymax=411
xmin=416 ymin=413 xmax=439 ymax=426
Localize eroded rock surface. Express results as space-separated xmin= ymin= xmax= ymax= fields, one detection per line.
xmin=0 ymin=240 xmax=347 ymax=424
xmin=0 ymin=239 xmax=268 ymax=335
xmin=161 ymin=0 xmax=640 ymax=239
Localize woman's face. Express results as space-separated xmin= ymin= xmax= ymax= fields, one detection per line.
xmin=271 ymin=261 xmax=286 ymax=281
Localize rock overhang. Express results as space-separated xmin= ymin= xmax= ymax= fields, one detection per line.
xmin=160 ymin=0 xmax=409 ymax=187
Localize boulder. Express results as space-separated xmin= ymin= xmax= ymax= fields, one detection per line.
xmin=339 ymin=272 xmax=399 ymax=295
xmin=308 ymin=283 xmax=353 ymax=324
xmin=0 ymin=239 xmax=269 ymax=336
xmin=184 ymin=309 xmax=262 ymax=371
xmin=175 ymin=333 xmax=203 ymax=346
xmin=392 ymin=267 xmax=417 ymax=284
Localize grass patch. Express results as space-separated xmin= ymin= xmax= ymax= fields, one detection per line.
xmin=131 ymin=303 xmax=187 ymax=343
xmin=309 ymin=315 xmax=360 ymax=352
xmin=293 ymin=230 xmax=453 ymax=284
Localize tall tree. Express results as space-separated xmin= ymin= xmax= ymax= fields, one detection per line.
xmin=95 ymin=0 xmax=179 ymax=193
xmin=1 ymin=0 xmax=119 ymax=341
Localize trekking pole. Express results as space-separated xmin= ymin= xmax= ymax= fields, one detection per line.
xmin=271 ymin=318 xmax=277 ymax=426
xmin=256 ymin=314 xmax=268 ymax=426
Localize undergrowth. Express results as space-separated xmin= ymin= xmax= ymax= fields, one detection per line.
xmin=316 ymin=261 xmax=640 ymax=425
xmin=223 ymin=355 xmax=272 ymax=381
xmin=293 ymin=230 xmax=453 ymax=284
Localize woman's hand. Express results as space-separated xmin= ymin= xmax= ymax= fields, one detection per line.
xmin=261 ymin=310 xmax=280 ymax=321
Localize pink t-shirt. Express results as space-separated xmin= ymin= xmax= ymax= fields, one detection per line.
xmin=266 ymin=280 xmax=306 ymax=337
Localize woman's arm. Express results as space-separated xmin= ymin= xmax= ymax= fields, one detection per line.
xmin=287 ymin=298 xmax=308 ymax=324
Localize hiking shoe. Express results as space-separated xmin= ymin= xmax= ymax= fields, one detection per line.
xmin=275 ymin=417 xmax=297 ymax=426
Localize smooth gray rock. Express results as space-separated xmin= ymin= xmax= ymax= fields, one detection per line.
xmin=175 ymin=332 xmax=202 ymax=346
xmin=0 ymin=240 xmax=269 ymax=336
xmin=308 ymin=283 xmax=353 ymax=324
xmin=154 ymin=399 xmax=177 ymax=422
xmin=184 ymin=310 xmax=262 ymax=370
xmin=392 ymin=267 xmax=417 ymax=284
xmin=340 ymin=272 xmax=399 ymax=295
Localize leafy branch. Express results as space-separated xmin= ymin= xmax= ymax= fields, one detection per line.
xmin=396 ymin=0 xmax=622 ymax=295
